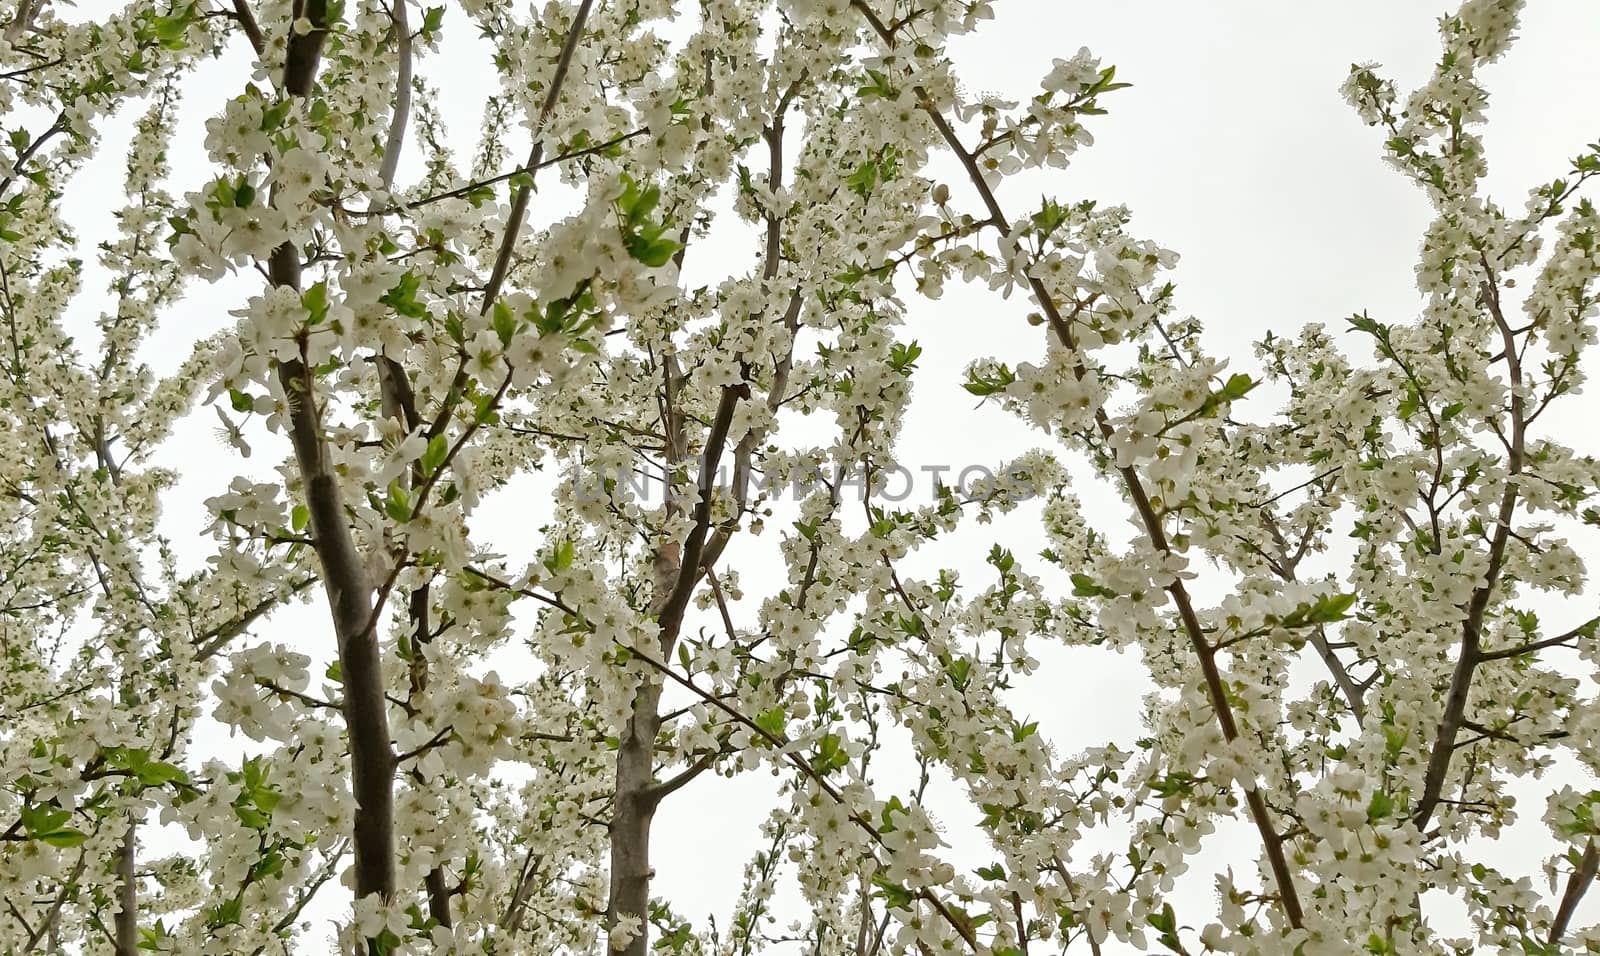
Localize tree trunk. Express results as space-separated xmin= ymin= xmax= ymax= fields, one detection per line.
xmin=268 ymin=0 xmax=397 ymax=911
xmin=607 ymin=538 xmax=681 ymax=955
xmin=279 ymin=351 xmax=397 ymax=903
xmin=607 ymin=680 xmax=664 ymax=956
xmin=113 ymin=820 xmax=136 ymax=956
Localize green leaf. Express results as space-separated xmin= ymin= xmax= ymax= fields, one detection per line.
xmin=1367 ymin=789 xmax=1395 ymax=823
xmin=422 ymin=434 xmax=449 ymax=475
xmin=617 ymin=176 xmax=661 ymax=224
xmin=544 ymin=539 xmax=574 ymax=574
xmin=301 ymin=280 xmax=329 ymax=325
xmin=380 ymin=272 xmax=427 ymax=318
xmin=110 ymin=748 xmax=190 ymax=787
xmin=1219 ymin=372 xmax=1256 ymax=401
xmin=492 ymin=300 xmax=517 ymax=347
xmin=1150 ymin=773 xmax=1198 ymax=798
xmin=946 ymin=656 xmax=971 ymax=689
xmin=889 ymin=340 xmax=922 ymax=373
xmin=141 ymin=760 xmax=188 ymax=787
xmin=138 ymin=921 xmax=171 ymax=951
xmin=856 ymin=68 xmax=895 ymax=99
xmin=625 ymin=234 xmax=680 ymax=267
xmin=870 ymin=870 xmax=914 ymax=909
xmin=291 ymin=504 xmax=309 ymax=532
xmin=1280 ymin=592 xmax=1358 ymax=629
xmin=420 ymin=5 xmax=445 ymax=35
xmin=473 ymin=392 xmax=500 ymax=424
xmin=206 ymin=896 xmax=243 ymax=929
xmin=20 ymin=803 xmax=70 ymax=837
xmin=443 ymin=312 xmax=466 ymax=345
xmin=39 ymin=828 xmax=87 ymax=848
xmin=613 ymin=175 xmax=680 ymax=266
xmin=385 ymin=478 xmax=411 ymax=523
xmin=753 ymin=706 xmax=786 ymax=741
xmin=811 ymin=733 xmax=849 ymax=774
xmin=847 ymin=159 xmax=879 ymax=197
xmin=1309 ymin=592 xmax=1358 ymax=623
xmin=1397 ymin=382 xmax=1420 ymax=422
xmin=249 ymin=848 xmax=286 ymax=882
xmin=150 ymin=4 xmax=194 ymax=49
xmin=1146 ymin=902 xmax=1182 ymax=952
xmin=1347 ymin=312 xmax=1385 ymax=338
xmin=963 ymin=363 xmax=1016 ymax=397
xmin=1071 ymin=573 xmax=1117 ymax=599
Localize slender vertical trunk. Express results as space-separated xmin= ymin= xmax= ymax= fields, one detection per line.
xmin=407 ymin=577 xmax=453 ymax=928
xmin=607 ymin=534 xmax=680 ymax=955
xmin=372 ymin=0 xmax=448 ymax=923
xmin=380 ymin=354 xmax=451 ymax=927
xmin=113 ymin=820 xmax=136 ymax=956
xmin=269 ymin=0 xmax=397 ymax=909
xmin=607 ymin=679 xmax=664 ymax=956
xmin=600 ymin=75 xmax=798 ymax=949
xmin=279 ymin=347 xmax=397 ymax=902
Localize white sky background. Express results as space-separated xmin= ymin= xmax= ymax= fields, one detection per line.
xmin=55 ymin=0 xmax=1600 ymax=950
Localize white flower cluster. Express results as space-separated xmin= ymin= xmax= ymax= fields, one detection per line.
xmin=3 ymin=0 xmax=1599 ymax=954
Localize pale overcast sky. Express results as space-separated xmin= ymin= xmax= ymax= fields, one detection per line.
xmin=56 ymin=0 xmax=1600 ymax=949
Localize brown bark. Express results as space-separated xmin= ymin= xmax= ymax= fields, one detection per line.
xmin=113 ymin=821 xmax=136 ymax=956
xmin=1550 ymin=840 xmax=1599 ymax=947
xmin=379 ymin=355 xmax=452 ymax=928
xmin=606 ymin=512 xmax=681 ymax=955
xmin=277 ymin=346 xmax=396 ymax=902
xmin=268 ymin=0 xmax=398 ymax=909
xmin=606 ymin=677 xmax=665 ymax=956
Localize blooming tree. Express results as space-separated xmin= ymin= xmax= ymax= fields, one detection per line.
xmin=1 ymin=0 xmax=1597 ymax=953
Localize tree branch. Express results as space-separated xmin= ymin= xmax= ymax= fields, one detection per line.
xmin=376 ymin=0 xmax=411 ymax=192
xmin=193 ymin=577 xmax=318 ymax=662
xmin=1549 ymin=840 xmax=1599 ymax=947
xmin=18 ymin=852 xmax=86 ymax=956
xmin=229 ymin=0 xmax=266 ymax=55
xmin=1412 ymin=271 xmax=1526 ymax=831
xmin=0 ymin=113 xmax=66 ymax=200
xmin=477 ymin=0 xmax=594 ymax=317
xmin=848 ymin=2 xmax=1305 ymax=927
xmin=1475 ymin=614 xmax=1596 ymax=662
xmin=619 ymin=639 xmax=981 ymax=952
